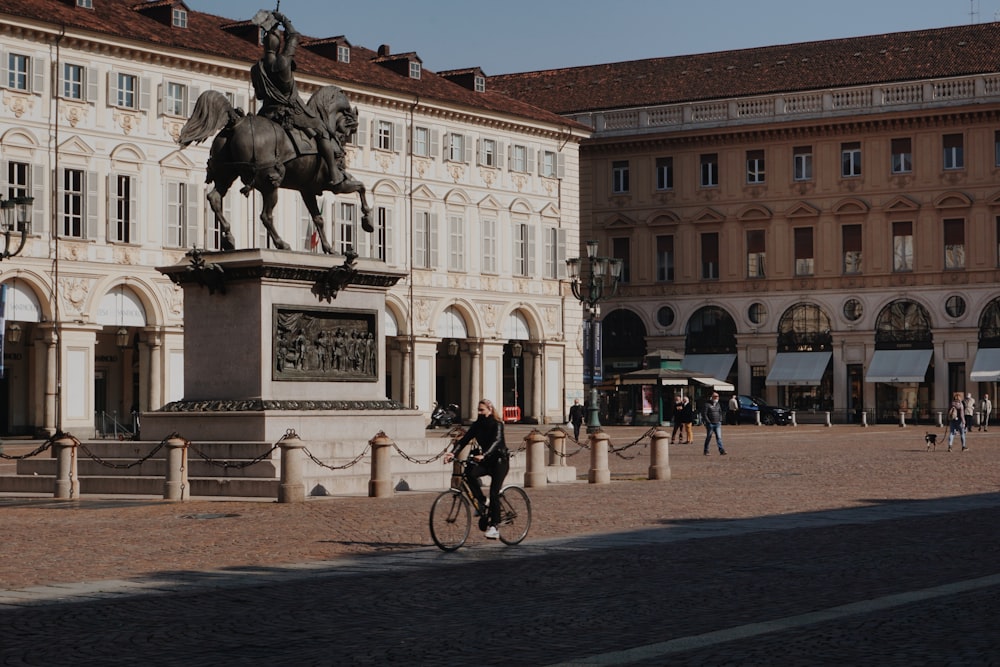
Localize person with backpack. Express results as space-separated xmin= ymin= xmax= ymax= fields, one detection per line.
xmin=947 ymin=391 xmax=968 ymax=452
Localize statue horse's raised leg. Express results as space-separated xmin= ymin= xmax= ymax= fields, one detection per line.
xmin=332 ymin=174 xmax=373 ymax=233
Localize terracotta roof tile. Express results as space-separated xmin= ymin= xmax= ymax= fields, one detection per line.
xmin=490 ymin=23 xmax=1000 ymax=114
xmin=2 ymin=0 xmax=581 ymax=130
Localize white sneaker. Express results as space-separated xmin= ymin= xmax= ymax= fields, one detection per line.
xmin=484 ymin=525 xmax=499 ymax=539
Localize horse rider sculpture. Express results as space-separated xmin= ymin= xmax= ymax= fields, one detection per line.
xmin=251 ymin=10 xmax=344 ymax=190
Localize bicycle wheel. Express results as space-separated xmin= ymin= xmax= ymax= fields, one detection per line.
xmin=496 ymin=485 xmax=531 ymax=545
xmin=429 ymin=489 xmax=471 ymax=551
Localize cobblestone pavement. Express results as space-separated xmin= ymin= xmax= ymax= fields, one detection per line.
xmin=2 ymin=424 xmax=1000 ymax=665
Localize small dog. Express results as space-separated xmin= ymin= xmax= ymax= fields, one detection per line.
xmin=924 ymin=432 xmax=939 ymax=451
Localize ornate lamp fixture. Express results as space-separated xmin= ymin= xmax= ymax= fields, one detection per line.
xmin=0 ymin=195 xmax=33 ymax=261
xmin=566 ymin=240 xmax=624 ymax=432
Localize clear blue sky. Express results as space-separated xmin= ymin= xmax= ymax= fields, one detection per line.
xmin=188 ymin=1 xmax=995 ymax=75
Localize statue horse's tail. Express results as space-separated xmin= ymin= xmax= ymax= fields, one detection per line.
xmin=178 ymin=90 xmax=236 ymax=148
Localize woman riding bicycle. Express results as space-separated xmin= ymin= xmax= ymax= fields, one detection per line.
xmin=443 ymin=398 xmax=509 ymax=539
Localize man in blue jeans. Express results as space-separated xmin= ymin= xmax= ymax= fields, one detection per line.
xmin=701 ymin=392 xmax=728 ymax=456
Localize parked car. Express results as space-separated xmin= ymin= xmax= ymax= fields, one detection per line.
xmin=737 ymin=395 xmax=792 ymax=425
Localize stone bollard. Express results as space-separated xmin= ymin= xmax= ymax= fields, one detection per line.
xmin=277 ymin=430 xmax=306 ymax=503
xmin=936 ymin=411 xmax=943 ymax=428
xmin=547 ymin=429 xmax=566 ymax=467
xmin=648 ymin=429 xmax=671 ymax=480
xmin=53 ymin=433 xmax=79 ymax=499
xmin=861 ymin=410 xmax=868 ymax=427
xmin=369 ymin=431 xmax=394 ymax=498
xmin=790 ymin=411 xmax=797 ymax=427
xmin=824 ymin=411 xmax=832 ymax=427
xmin=754 ymin=411 xmax=761 ymax=426
xmin=524 ymin=430 xmax=547 ymax=488
xmin=898 ymin=410 xmax=906 ymax=428
xmin=163 ymin=434 xmax=190 ymax=501
xmin=588 ymin=431 xmax=610 ymax=484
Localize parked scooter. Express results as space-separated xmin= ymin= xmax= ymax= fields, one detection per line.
xmin=427 ymin=402 xmax=460 ymax=429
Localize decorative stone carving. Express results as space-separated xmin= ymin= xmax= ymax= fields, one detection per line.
xmin=273 ymin=305 xmax=377 ymax=382
xmin=1 ymin=91 xmax=33 ymax=118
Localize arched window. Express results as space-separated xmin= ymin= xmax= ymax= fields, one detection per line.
xmin=978 ymin=297 xmax=1000 ymax=347
xmin=874 ymin=300 xmax=932 ymax=349
xmin=685 ymin=306 xmax=736 ymax=354
xmin=777 ymin=303 xmax=832 ymax=352
xmin=602 ymin=308 xmax=647 ymax=370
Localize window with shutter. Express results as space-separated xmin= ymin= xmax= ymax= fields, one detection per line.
xmin=794 ymin=227 xmax=814 ymax=276
xmin=842 ymin=224 xmax=862 ymax=274
xmin=746 ymin=229 xmax=765 ymax=278
xmin=944 ymin=218 xmax=965 ymax=270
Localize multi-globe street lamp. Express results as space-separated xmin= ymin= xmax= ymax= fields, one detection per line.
xmin=566 ymin=240 xmax=623 ymax=432
xmin=0 ymin=194 xmax=33 ymax=261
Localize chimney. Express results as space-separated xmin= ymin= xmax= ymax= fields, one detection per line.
xmin=378 ymin=44 xmax=391 ymax=57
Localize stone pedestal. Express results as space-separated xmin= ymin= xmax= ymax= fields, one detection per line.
xmin=143 ymin=249 xmax=424 ymax=442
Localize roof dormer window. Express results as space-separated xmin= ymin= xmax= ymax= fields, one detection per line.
xmin=77 ymin=0 xmax=93 ymax=7
xmin=172 ymin=8 xmax=188 ymax=28
xmin=409 ymin=61 xmax=421 ymax=79
xmin=474 ymin=75 xmax=486 ymax=93
xmin=338 ymin=45 xmax=350 ymax=63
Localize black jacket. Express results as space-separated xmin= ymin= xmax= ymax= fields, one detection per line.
xmin=454 ymin=416 xmax=509 ymax=465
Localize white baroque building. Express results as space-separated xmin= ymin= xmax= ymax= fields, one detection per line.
xmin=0 ymin=0 xmax=588 ymax=437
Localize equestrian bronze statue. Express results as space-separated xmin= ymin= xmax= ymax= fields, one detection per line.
xmin=178 ymin=10 xmax=372 ymax=254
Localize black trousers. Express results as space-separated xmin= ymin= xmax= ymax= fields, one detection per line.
xmin=465 ymin=455 xmax=510 ymax=527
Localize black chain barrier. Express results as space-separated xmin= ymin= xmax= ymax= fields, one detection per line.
xmin=606 ymin=426 xmax=658 ymax=460
xmin=78 ymin=434 xmax=171 ymax=470
xmin=545 ymin=426 xmax=590 ymax=457
xmin=393 ymin=441 xmax=452 ymax=465
xmin=190 ymin=431 xmax=284 ymax=470
xmin=0 ymin=432 xmax=60 ymax=460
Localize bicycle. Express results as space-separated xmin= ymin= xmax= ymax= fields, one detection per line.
xmin=429 ymin=458 xmax=532 ymax=551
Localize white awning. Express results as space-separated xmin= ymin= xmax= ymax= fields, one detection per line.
xmin=766 ymin=351 xmax=832 ymax=386
xmin=681 ymin=353 xmax=736 ymax=381
xmin=971 ymin=348 xmax=1000 ymax=382
xmin=693 ymin=377 xmax=735 ymax=392
xmin=866 ymin=349 xmax=933 ymax=383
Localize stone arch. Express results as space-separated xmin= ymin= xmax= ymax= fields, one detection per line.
xmin=685 ymin=305 xmax=737 ymax=353
xmin=776 ymin=302 xmax=833 ymax=352
xmin=602 ymin=307 xmax=649 ymax=361
xmin=499 ymin=303 xmax=545 ymax=341
xmin=385 ymin=295 xmax=409 ymax=336
xmin=0 ymin=273 xmax=51 ymax=322
xmin=874 ymin=299 xmax=933 ymax=348
xmin=431 ymin=300 xmax=480 ymax=340
xmin=110 ymin=143 xmax=147 ymax=164
xmin=736 ymin=204 xmax=772 ymax=222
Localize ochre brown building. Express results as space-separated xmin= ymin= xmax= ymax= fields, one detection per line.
xmin=493 ymin=23 xmax=1000 ymax=425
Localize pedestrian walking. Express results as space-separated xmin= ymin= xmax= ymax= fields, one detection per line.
xmin=728 ymin=394 xmax=740 ymax=425
xmin=568 ymin=399 xmax=586 ymax=441
xmin=701 ymin=392 xmax=727 ymax=456
xmin=948 ymin=391 xmax=968 ymax=452
xmin=681 ymin=396 xmax=695 ymax=444
xmin=980 ymin=394 xmax=992 ymax=431
xmin=670 ymin=395 xmax=685 ymax=444
xmin=964 ymin=392 xmax=976 ymax=432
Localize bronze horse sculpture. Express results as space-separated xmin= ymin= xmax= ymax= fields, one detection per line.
xmin=177 ymin=86 xmax=372 ymax=254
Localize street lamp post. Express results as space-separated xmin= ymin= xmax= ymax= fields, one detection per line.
xmin=566 ymin=240 xmax=623 ymax=432
xmin=0 ymin=195 xmax=34 ymax=261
